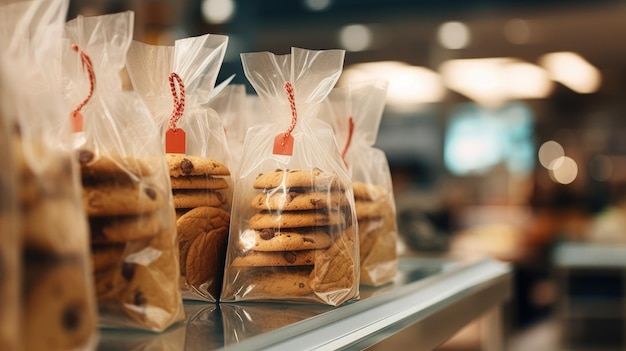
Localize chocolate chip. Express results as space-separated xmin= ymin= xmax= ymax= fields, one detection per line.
xmin=284 ymin=251 xmax=297 ymax=263
xmin=303 ymin=237 xmax=314 ymax=244
xmin=181 ymin=158 xmax=194 ymax=175
xmin=62 ymin=304 xmax=81 ymax=331
xmin=259 ymin=229 xmax=275 ymax=240
xmin=121 ymin=262 xmax=136 ymax=281
xmin=298 ymin=283 xmax=305 ymax=288
xmin=144 ymin=187 xmax=157 ymax=200
xmin=77 ymin=149 xmax=94 ymax=164
xmin=134 ymin=290 xmax=147 ymax=306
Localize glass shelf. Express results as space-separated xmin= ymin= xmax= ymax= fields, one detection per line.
xmin=98 ymin=257 xmax=511 ymax=351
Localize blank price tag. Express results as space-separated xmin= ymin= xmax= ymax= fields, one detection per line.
xmin=71 ymin=111 xmax=83 ymax=133
xmin=273 ymin=133 xmax=294 ymax=156
xmin=166 ymin=128 xmax=186 ymax=154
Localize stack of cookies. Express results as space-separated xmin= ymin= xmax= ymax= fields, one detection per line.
xmin=227 ymin=168 xmax=358 ymax=304
xmin=77 ymin=148 xmax=183 ymax=331
xmin=353 ymin=181 xmax=397 ymax=286
xmin=166 ymin=154 xmax=231 ymax=300
xmin=17 ymin=141 xmax=96 ymax=350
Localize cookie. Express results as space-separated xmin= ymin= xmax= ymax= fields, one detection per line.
xmin=239 ymin=228 xmax=333 ymax=251
xmin=77 ymin=149 xmax=153 ymax=179
xmin=172 ymin=189 xmax=226 ymax=209
xmin=242 ymin=267 xmax=313 ymax=297
xmin=82 ymin=182 xmax=165 ymax=217
xmin=166 ymin=154 xmax=230 ymax=177
xmin=253 ymin=168 xmax=345 ymax=191
xmin=116 ymin=244 xmax=184 ymax=331
xmin=248 ymin=210 xmax=346 ymax=230
xmin=89 ymin=211 xmax=163 ymax=244
xmin=354 ymin=200 xmax=390 ymax=221
xmin=23 ymin=260 xmax=96 ymax=351
xmin=231 ymin=250 xmax=316 ymax=267
xmin=170 ymin=175 xmax=229 ymax=190
xmin=91 ymin=244 xmax=125 ymax=272
xmin=357 ymin=219 xmax=385 ymax=262
xmin=185 ymin=226 xmax=229 ymax=292
xmin=22 ymin=198 xmax=88 ymax=254
xmin=176 ymin=206 xmax=230 ymax=244
xmin=250 ymin=190 xmax=348 ymax=211
xmin=353 ymin=181 xmax=387 ymax=201
xmin=309 ymin=226 xmax=357 ymax=294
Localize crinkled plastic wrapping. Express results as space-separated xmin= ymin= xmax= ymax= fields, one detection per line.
xmin=206 ymin=84 xmax=246 ymax=175
xmin=2 ymin=0 xmax=99 ymax=349
xmin=220 ymin=48 xmax=359 ymax=306
xmin=63 ymin=11 xmax=184 ymax=331
xmin=126 ymin=34 xmax=233 ymax=302
xmin=0 ymin=60 xmax=20 ymax=351
xmin=323 ymin=80 xmax=398 ymax=287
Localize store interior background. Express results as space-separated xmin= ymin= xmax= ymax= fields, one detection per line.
xmin=70 ymin=0 xmax=626 ymax=349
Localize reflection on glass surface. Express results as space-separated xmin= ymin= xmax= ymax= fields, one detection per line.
xmin=97 ymin=258 xmax=458 ymax=350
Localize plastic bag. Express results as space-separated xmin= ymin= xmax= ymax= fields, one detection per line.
xmin=2 ymin=0 xmax=99 ymax=349
xmin=323 ymin=80 xmax=398 ymax=286
xmin=0 ymin=60 xmax=20 ymax=351
xmin=220 ymin=47 xmax=359 ymax=306
xmin=126 ymin=33 xmax=233 ymax=302
xmin=63 ymin=11 xmax=184 ymax=331
xmin=206 ymin=83 xmax=246 ymax=174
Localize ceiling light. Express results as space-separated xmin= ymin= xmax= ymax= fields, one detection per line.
xmin=538 ymin=140 xmax=564 ymax=169
xmin=202 ymin=0 xmax=235 ymax=24
xmin=303 ymin=0 xmax=332 ymax=11
xmin=339 ymin=24 xmax=373 ymax=52
xmin=342 ymin=61 xmax=445 ymax=110
xmin=539 ymin=52 xmax=601 ymax=94
xmin=439 ymin=58 xmax=552 ymax=107
xmin=437 ymin=21 xmax=470 ymax=50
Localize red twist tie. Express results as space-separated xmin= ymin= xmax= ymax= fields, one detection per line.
xmin=282 ymin=81 xmax=298 ymax=144
xmin=71 ymin=44 xmax=95 ymax=130
xmin=341 ymin=116 xmax=355 ymax=167
xmin=168 ymin=72 xmax=185 ymax=130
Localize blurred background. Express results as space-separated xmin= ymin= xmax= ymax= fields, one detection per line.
xmin=69 ymin=0 xmax=626 ymax=350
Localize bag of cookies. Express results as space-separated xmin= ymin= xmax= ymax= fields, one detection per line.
xmin=126 ymin=33 xmax=233 ymax=301
xmin=324 ymin=80 xmax=399 ymax=286
xmin=0 ymin=61 xmax=20 ymax=351
xmin=63 ymin=11 xmax=184 ymax=331
xmin=220 ymin=47 xmax=359 ymax=306
xmin=2 ymin=0 xmax=99 ymax=349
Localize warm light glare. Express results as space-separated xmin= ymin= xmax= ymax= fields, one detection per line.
xmin=201 ymin=0 xmax=235 ymax=24
xmin=304 ymin=0 xmax=332 ymax=11
xmin=437 ymin=21 xmax=470 ymax=49
xmin=439 ymin=58 xmax=552 ymax=107
xmin=539 ymin=52 xmax=601 ymax=94
xmin=506 ymin=62 xmax=552 ymax=99
xmin=538 ymin=140 xmax=564 ymax=169
xmin=342 ymin=61 xmax=445 ymax=109
xmin=549 ymin=156 xmax=578 ymax=184
xmin=339 ymin=24 xmax=373 ymax=52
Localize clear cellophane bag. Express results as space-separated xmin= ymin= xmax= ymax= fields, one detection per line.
xmin=206 ymin=83 xmax=246 ymax=175
xmin=63 ymin=11 xmax=184 ymax=331
xmin=220 ymin=47 xmax=359 ymax=306
xmin=2 ymin=0 xmax=99 ymax=349
xmin=323 ymin=80 xmax=398 ymax=286
xmin=126 ymin=33 xmax=234 ymax=302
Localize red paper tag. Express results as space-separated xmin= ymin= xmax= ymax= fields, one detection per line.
xmin=71 ymin=110 xmax=83 ymax=133
xmin=273 ymin=133 xmax=294 ymax=156
xmin=166 ymin=128 xmax=186 ymax=154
